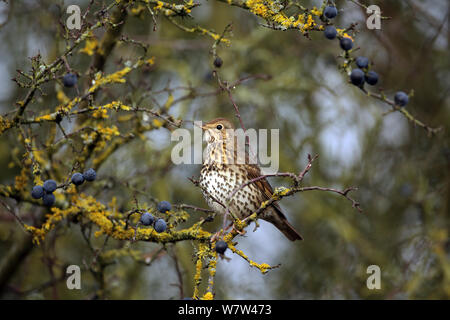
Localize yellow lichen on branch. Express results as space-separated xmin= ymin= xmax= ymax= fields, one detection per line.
xmin=226 ymin=240 xmax=277 ymax=274
xmin=88 ymin=66 xmax=132 ymax=93
xmin=238 ymin=0 xmax=320 ymax=32
xmin=79 ymin=34 xmax=99 ymax=56
xmin=25 ymin=204 xmax=79 ymax=244
xmin=0 ymin=115 xmax=13 ymax=134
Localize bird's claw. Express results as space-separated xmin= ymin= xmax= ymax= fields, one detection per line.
xmin=231 ymin=224 xmax=246 ymax=236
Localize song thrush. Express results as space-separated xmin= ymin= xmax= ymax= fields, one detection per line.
xmin=199 ymin=118 xmax=302 ymax=241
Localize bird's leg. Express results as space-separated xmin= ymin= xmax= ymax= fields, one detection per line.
xmin=211 ymin=208 xmax=233 ymax=240
xmin=223 ymin=205 xmax=247 ymax=235
xmin=222 ymin=209 xmax=229 ymax=231
xmin=211 ymin=216 xmax=245 ymax=242
xmin=224 ymin=222 xmax=234 ymax=231
xmin=210 ymin=211 xmax=228 ymax=243
xmin=210 ymin=230 xmax=224 ymax=242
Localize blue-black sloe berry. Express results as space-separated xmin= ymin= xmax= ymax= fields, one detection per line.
xmin=43 ymin=179 xmax=57 ymax=193
xmin=350 ymin=69 xmax=365 ymax=86
xmin=157 ymin=201 xmax=171 ymax=213
xmin=140 ymin=212 xmax=155 ymax=226
xmin=213 ymin=57 xmax=223 ymax=68
xmin=324 ymin=26 xmax=337 ymax=40
xmin=340 ymin=37 xmax=353 ymax=51
xmin=324 ymin=6 xmax=338 ymax=19
xmin=83 ymin=168 xmax=96 ymax=182
xmin=154 ymin=219 xmax=167 ymax=233
xmin=43 ymin=193 xmax=56 ymax=206
xmin=31 ymin=185 xmax=45 ymax=199
xmin=71 ymin=172 xmax=85 ymax=186
xmin=215 ymin=240 xmax=228 ymax=254
xmin=394 ymin=91 xmax=409 ymax=107
xmin=355 ymin=56 xmax=369 ymax=69
xmin=365 ymin=71 xmax=379 ymax=86
xmin=63 ymin=73 xmax=77 ymax=87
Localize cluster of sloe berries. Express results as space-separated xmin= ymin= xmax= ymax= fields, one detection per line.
xmin=350 ymin=56 xmax=378 ymax=87
xmin=321 ymin=5 xmax=410 ymax=108
xmin=31 ymin=180 xmax=58 ymax=206
xmin=31 ymin=168 xmax=97 ymax=207
xmin=322 ymin=6 xmax=355 ymax=52
xmin=350 ymin=56 xmax=409 ymax=107
xmin=323 ymin=5 xmax=339 ymax=40
xmin=71 ymin=168 xmax=96 ymax=186
xmin=139 ymin=201 xmax=171 ymax=233
xmin=322 ymin=9 xmax=356 ymax=52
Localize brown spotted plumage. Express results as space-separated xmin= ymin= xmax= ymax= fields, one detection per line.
xmin=199 ymin=118 xmax=302 ymax=241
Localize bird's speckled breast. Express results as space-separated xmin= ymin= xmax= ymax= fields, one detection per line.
xmin=199 ymin=163 xmax=262 ymax=219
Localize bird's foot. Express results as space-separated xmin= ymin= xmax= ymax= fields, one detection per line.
xmin=231 ymin=224 xmax=246 ymax=236
xmin=252 ymin=220 xmax=260 ymax=232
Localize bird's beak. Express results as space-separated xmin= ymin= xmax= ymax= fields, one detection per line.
xmin=194 ymin=123 xmax=208 ymax=130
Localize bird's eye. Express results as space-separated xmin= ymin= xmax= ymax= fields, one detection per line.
xmin=216 ymin=124 xmax=223 ymax=130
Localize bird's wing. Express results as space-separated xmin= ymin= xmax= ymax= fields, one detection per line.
xmin=245 ymin=164 xmax=283 ymax=212
xmin=245 ymin=164 xmax=302 ymax=241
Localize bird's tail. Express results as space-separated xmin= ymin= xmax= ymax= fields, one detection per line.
xmin=265 ymin=206 xmax=303 ymax=241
